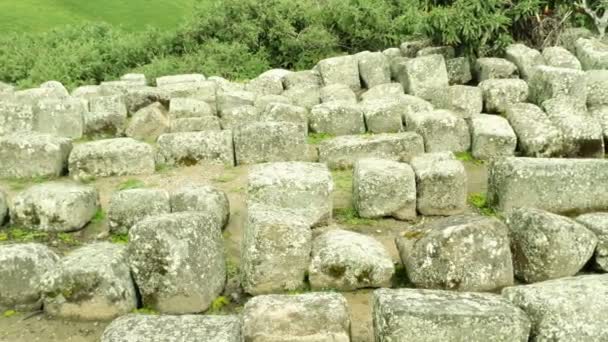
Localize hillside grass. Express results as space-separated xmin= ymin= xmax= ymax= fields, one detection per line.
xmin=0 ymin=0 xmax=199 ymax=33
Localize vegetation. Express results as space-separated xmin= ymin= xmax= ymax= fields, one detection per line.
xmin=131 ymin=306 xmax=159 ymax=315
xmin=91 ymin=209 xmax=106 ymax=224
xmin=0 ymin=226 xmax=48 ymax=242
xmin=455 ymin=151 xmax=483 ymax=165
xmin=117 ymin=179 xmax=145 ymax=191
xmin=468 ymin=192 xmax=498 ymax=217
xmin=110 ymin=233 xmax=129 ymax=244
xmin=334 ymin=207 xmax=378 ymax=226
xmin=307 ymin=133 xmax=335 ymax=145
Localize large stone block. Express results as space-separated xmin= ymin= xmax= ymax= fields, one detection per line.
xmin=575 ymin=38 xmax=608 ymax=70
xmin=246 ymin=69 xmax=290 ymax=96
xmin=0 ymin=243 xmax=59 ymax=312
xmin=40 ymin=242 xmax=137 ymax=320
xmin=128 ymin=212 xmax=225 ymax=314
xmin=240 ymin=205 xmax=311 ymax=295
xmin=474 ymin=57 xmax=519 ymax=81
xmin=108 ymin=188 xmax=171 ymax=234
xmin=170 ymin=185 xmax=230 ymax=229
xmin=33 ymin=97 xmax=86 ymax=139
xmin=446 ymin=57 xmax=473 ymax=85
xmin=234 ymin=121 xmax=307 ymax=165
xmin=503 ymin=103 xmax=563 ymax=157
xmin=586 ymin=70 xmax=608 ymax=107
xmin=168 ymin=97 xmax=214 ymax=118
xmin=156 ymin=74 xmax=206 ymax=87
xmin=396 ymin=94 xmax=434 ymax=125
xmin=282 ymin=70 xmax=322 ymax=90
xmin=282 ymin=86 xmax=321 ymax=109
xmin=356 ymin=51 xmax=391 ymax=88
xmin=399 ymin=39 xmax=432 ymax=57
xmin=85 ymin=95 xmax=128 ymax=138
xmin=318 ymin=132 xmax=424 ymax=170
xmin=528 ymin=65 xmax=587 ymax=105
xmin=121 ymin=86 xmax=170 ymax=115
xmin=437 ymin=85 xmax=482 ymax=118
xmin=71 ymin=85 xmax=101 ymax=100
xmin=170 ymin=116 xmax=221 ymax=133
xmin=0 ymin=133 xmax=72 ymax=178
xmin=11 ymin=182 xmax=99 ymax=232
xmin=353 ymin=158 xmax=416 ymax=220
xmin=374 ymin=288 xmax=530 ymax=342
xmin=260 ymin=102 xmax=308 ymax=132
xmin=156 ymin=131 xmax=234 ymax=167
xmin=503 ymin=274 xmax=608 ymax=341
xmin=406 ymin=110 xmax=470 ymax=153
xmin=410 ymin=152 xmax=467 ymax=216
xmin=542 ymin=46 xmax=582 ymax=70
xmin=310 ymin=101 xmax=365 ymax=136
xmin=161 ymin=81 xmax=218 ymax=112
xmin=125 ymin=102 xmax=170 ymax=142
xmin=505 ymin=43 xmax=545 ymax=80
xmin=217 ymin=90 xmax=256 ymax=115
xmin=254 ymin=94 xmax=291 ymax=113
xmin=360 ymin=83 xmax=404 ymax=102
xmin=0 ymin=100 xmax=35 ymax=135
xmin=69 ymin=138 xmax=155 ymax=178
xmin=470 ymin=114 xmax=516 ymax=160
xmin=13 ymin=83 xmax=69 ymax=104
xmin=396 ymin=215 xmax=514 ymax=291
xmin=399 ymin=55 xmax=449 ymax=100
xmin=219 ymin=105 xmax=260 ymax=130
xmin=576 ymin=212 xmax=608 ymax=272
xmin=309 ymin=229 xmax=394 ymax=291
xmin=590 ymin=105 xmax=608 ymax=143
xmin=320 ymin=84 xmax=357 ymax=104
xmin=506 ymin=207 xmax=597 ymax=283
xmin=559 ymin=27 xmax=595 ymax=52
xmin=487 ymin=157 xmax=608 ymax=213
xmin=316 ymin=55 xmax=361 ymax=90
xmin=242 ymin=293 xmax=350 ymax=342
xmin=361 ymin=99 xmax=404 ymax=133
xmin=120 ymin=73 xmax=147 ymax=86
xmin=479 ymin=78 xmax=529 ymax=113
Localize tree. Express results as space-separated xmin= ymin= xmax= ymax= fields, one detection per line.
xmin=577 ymin=0 xmax=608 ymax=38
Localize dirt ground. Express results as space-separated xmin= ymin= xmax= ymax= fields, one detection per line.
xmin=0 ymin=159 xmax=487 ymax=342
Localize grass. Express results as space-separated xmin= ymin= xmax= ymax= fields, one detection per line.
xmin=455 ymin=151 xmax=483 ymax=165
xmin=468 ymin=192 xmax=497 ymax=217
xmin=331 ymin=170 xmax=352 ymax=193
xmin=131 ymin=306 xmax=158 ymax=315
xmin=110 ymin=233 xmax=129 ymax=244
xmin=307 ymin=133 xmax=334 ymax=145
xmin=3 ymin=310 xmax=17 ymax=318
xmin=334 ymin=207 xmax=378 ymax=226
xmin=208 ymin=296 xmax=230 ymax=314
xmin=117 ymin=179 xmax=145 ymax=191
xmin=0 ymin=226 xmax=48 ymax=242
xmin=155 ymin=163 xmax=175 ymax=174
xmin=3 ymin=176 xmax=51 ymax=191
xmin=57 ymin=232 xmax=80 ymax=246
xmin=91 ymin=208 xmax=106 ymax=224
xmin=213 ymin=170 xmax=238 ymax=183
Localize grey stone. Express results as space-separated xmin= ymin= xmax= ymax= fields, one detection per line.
xmin=395 ymin=94 xmax=434 ymax=125
xmin=156 ymin=131 xmax=234 ymax=167
xmin=309 ymin=229 xmax=394 ymax=290
xmin=69 ymin=138 xmax=155 ymax=178
xmin=125 ymin=102 xmax=170 ymax=142
xmin=320 ymin=84 xmax=357 ymax=104
xmin=356 ymin=51 xmax=391 ymax=88
xmin=590 ymin=105 xmax=608 ymax=143
xmin=33 ymin=97 xmax=86 ymax=139
xmin=400 ymin=55 xmax=449 ymax=101
xmin=0 ymin=243 xmax=59 ymax=312
xmin=101 ymin=315 xmax=241 ymax=342
xmin=410 ymin=152 xmax=467 ymax=216
xmin=253 ymin=94 xmax=291 ymax=113
xmin=310 ymin=101 xmax=365 ymax=136
xmin=416 ymin=46 xmax=455 ymax=59
xmin=575 ymin=38 xmax=608 ymax=70
xmin=542 ymin=96 xmax=604 ymax=158
xmin=586 ymin=70 xmax=608 ymax=106
xmin=374 ymin=288 xmax=530 ymax=342
xmin=406 ymin=110 xmax=470 ymax=153
xmin=559 ymin=27 xmax=595 ymax=52
xmin=360 ymin=83 xmax=404 ymax=102
xmin=479 ymin=78 xmax=529 ymax=113
xmin=260 ymin=102 xmax=308 ymax=132
xmin=128 ymin=212 xmax=225 ymax=314
xmin=282 ymin=86 xmax=321 ymax=109
xmin=400 ymin=39 xmax=432 ymax=57
xmin=361 ymin=99 xmax=404 ymax=133
xmin=438 ymin=85 xmax=482 ymax=118
xmin=40 ymin=242 xmax=137 ymax=320
xmin=246 ymin=69 xmax=290 ymax=96
xmin=0 ymin=100 xmax=35 ymax=135
xmin=168 ymin=97 xmax=213 ymax=119
xmin=446 ymin=57 xmax=473 ymax=85
xmin=382 ymin=47 xmax=402 ymax=59
xmin=576 ymin=212 xmax=608 ymax=272
xmin=120 ymin=73 xmax=147 ymax=86
xmin=353 ymin=158 xmax=416 ymax=220
xmin=10 ymin=182 xmax=99 ymax=232
xmin=0 ymin=133 xmax=72 ymax=178
xmin=161 ymin=81 xmax=218 ymax=113
xmin=241 ymin=205 xmax=311 ymax=295
xmin=234 ymin=121 xmax=307 ymax=165
xmin=528 ymin=65 xmax=587 ymax=105
xmin=85 ymin=95 xmax=128 ymax=138
xmin=170 ymin=185 xmax=230 ymax=229
xmin=71 ymin=85 xmax=102 ymax=100
xmin=220 ymin=105 xmax=260 ymax=130
xmin=108 ymin=189 xmax=171 ymax=234
xmin=122 ymin=87 xmax=170 ymax=115
xmin=542 ymin=46 xmax=582 ymax=70
xmin=474 ymin=57 xmax=519 ymax=81
xmin=502 ymin=274 xmax=608 ymax=341
xmin=316 ymin=55 xmax=361 ymax=90
xmin=242 ymin=292 xmax=350 ymax=342
xmin=506 ymin=207 xmax=597 ymax=283
xmin=396 ymin=215 xmax=513 ymax=291
xmin=170 ymin=116 xmax=221 ymax=133
xmin=505 ymin=43 xmax=545 ymax=80
xmin=217 ymin=90 xmax=256 ymax=115
xmin=470 ymin=114 xmax=517 ymax=160
xmin=156 ymin=74 xmax=205 ymax=87
xmin=13 ymin=83 xmax=69 ymax=104
xmin=503 ymin=103 xmax=563 ymax=157
xmin=390 ymin=57 xmax=410 ymax=84
xmin=319 ymin=132 xmax=424 ymax=170
xmin=487 ymin=157 xmax=608 ymax=213
xmin=247 ymin=162 xmax=333 ymax=227
xmin=282 ymin=70 xmax=322 ymax=90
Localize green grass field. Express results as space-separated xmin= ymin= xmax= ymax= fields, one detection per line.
xmin=0 ymin=0 xmax=199 ymax=33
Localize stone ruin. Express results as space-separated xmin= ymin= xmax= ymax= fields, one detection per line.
xmin=1 ymin=30 xmax=608 ymax=341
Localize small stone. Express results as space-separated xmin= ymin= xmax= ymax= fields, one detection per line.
xmin=396 ymin=94 xmax=434 ymax=125
xmin=156 ymin=131 xmax=235 ymax=167
xmin=505 ymin=43 xmax=545 ymax=80
xmin=85 ymin=95 xmax=128 ymax=138
xmin=446 ymin=57 xmax=473 ymax=84
xmin=310 ymin=101 xmax=365 ymax=136
xmin=382 ymin=47 xmax=402 ymax=60
xmin=470 ymin=114 xmax=517 ymax=160
xmin=71 ymin=85 xmax=102 ymax=100
xmin=320 ymin=84 xmax=357 ymax=104
xmin=0 ymin=132 xmax=72 ymax=179
xmin=416 ymin=46 xmax=455 ymax=59
xmin=542 ymin=46 xmax=582 ymax=70
xmin=316 ymin=55 xmax=361 ymax=90
xmin=406 ymin=109 xmax=470 ymax=153
xmin=246 ymin=69 xmax=290 ymax=96
xmin=479 ymin=78 xmax=529 ymax=113
xmin=259 ymin=102 xmax=308 ymax=133
xmin=170 ymin=185 xmax=230 ymax=229
xmin=399 ymin=55 xmax=449 ymax=101
xmin=559 ymin=27 xmax=595 ymax=52
xmin=586 ymin=70 xmax=608 ymax=107
xmin=399 ymin=39 xmax=432 ymax=57
xmin=474 ymin=57 xmax=519 ymax=81
xmin=125 ymin=102 xmax=170 ymax=142
xmin=356 ymin=51 xmax=391 ymax=88
xmin=108 ymin=189 xmax=171 ymax=234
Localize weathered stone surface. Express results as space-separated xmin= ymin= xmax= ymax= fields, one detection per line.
xmin=505 ymin=43 xmax=545 ymax=80
xmin=438 ymin=85 xmax=482 ymax=118
xmin=586 ymin=70 xmax=608 ymax=106
xmin=503 ymin=103 xmax=563 ymax=157
xmin=309 ymin=229 xmax=394 ymax=291
xmin=400 ymin=55 xmax=449 ymax=100
xmin=353 ymin=158 xmax=416 ymax=220
xmin=475 ymin=57 xmax=519 ymax=81
xmin=156 ymin=131 xmax=234 ymax=167
xmin=559 ymin=27 xmax=595 ymax=52
xmin=320 ymin=84 xmax=357 ymax=104
xmin=0 ymin=100 xmax=35 ymax=135
xmin=122 ymin=86 xmax=170 ymax=115
xmin=168 ymin=97 xmax=213 ymax=118
xmin=506 ymin=208 xmax=597 ymax=283
xmin=282 ymin=86 xmax=321 ymax=109
xmin=101 ymin=314 xmax=241 ymax=342
xmin=446 ymin=57 xmax=473 ymax=84
xmin=590 ymin=105 xmax=608 ymax=143
xmin=161 ymin=81 xmax=218 ymax=113
xmin=399 ymin=39 xmax=432 ymax=57
xmin=242 ymin=292 xmax=350 ymax=342
xmin=528 ymin=65 xmax=587 ymax=105
xmin=318 ymin=132 xmax=424 ymax=169
xmin=479 ymin=78 xmax=529 ymax=113
xmin=0 ymin=243 xmax=59 ymax=312
xmin=310 ymin=101 xmax=365 ymax=136
xmin=542 ymin=46 xmax=582 ymax=70
xmin=128 ymin=212 xmax=225 ymax=314
xmin=85 ymin=95 xmax=128 ymax=138
xmin=254 ymin=94 xmax=291 ymax=113
xmin=217 ymin=90 xmax=256 ymax=115
xmin=170 ymin=116 xmax=221 ymax=133
xmin=383 ymin=47 xmax=402 ymax=59
xmin=11 ymin=182 xmax=99 ymax=232
xmin=108 ymin=189 xmax=171 ymax=234
xmin=282 ymin=70 xmax=322 ymax=90
xmin=0 ymin=190 xmax=6 ymax=225
xmin=502 ymin=274 xmax=608 ymax=341
xmin=0 ymin=133 xmax=72 ymax=178
xmin=361 ymin=99 xmax=404 ymax=133
xmin=170 ymin=185 xmax=230 ymax=229
xmin=542 ymin=96 xmax=604 ymax=158
xmin=396 ymin=215 xmax=513 ymax=291
xmin=470 ymin=114 xmax=517 ymax=160
xmin=487 ymin=157 xmax=608 ymax=213
xmin=410 ymin=153 xmax=467 ymax=216
xmin=241 ymin=205 xmax=311 ymax=295
xmin=40 ymin=242 xmax=137 ymax=320
xmin=360 ymin=83 xmax=404 ymax=102
xmin=575 ymin=38 xmax=608 ymax=70
xmin=120 ymin=73 xmax=147 ymax=86
xmin=13 ymin=83 xmax=69 ymax=104
xmin=156 ymin=74 xmax=206 ymax=87
xmin=71 ymin=85 xmax=101 ymax=100
xmin=417 ymin=46 xmax=455 ymax=59
xmin=260 ymin=102 xmax=308 ymax=132
xmin=576 ymin=212 xmax=608 ymax=272
xmin=69 ymin=138 xmax=155 ymax=178
xmin=246 ymin=69 xmax=290 ymax=96
xmin=220 ymin=105 xmax=260 ymax=129
xmin=390 ymin=57 xmax=410 ymax=84
xmin=356 ymin=51 xmax=391 ymax=88
xmin=406 ymin=110 xmax=470 ymax=152
xmin=395 ymin=94 xmax=434 ymax=125
xmin=374 ymin=288 xmax=530 ymax=342
xmin=33 ymin=97 xmax=86 ymax=139
xmin=234 ymin=121 xmax=307 ymax=165
xmin=125 ymin=102 xmax=170 ymax=141
xmin=316 ymin=55 xmax=361 ymax=90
